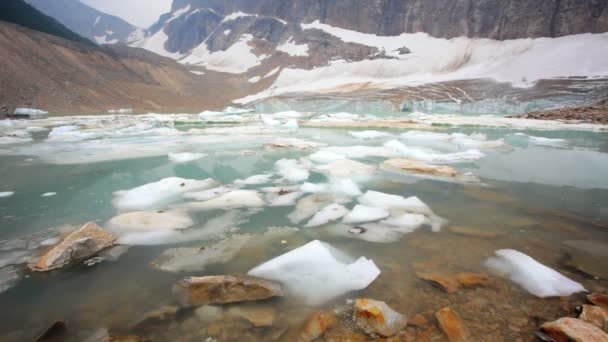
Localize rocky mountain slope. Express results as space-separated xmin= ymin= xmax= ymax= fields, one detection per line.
xmin=0 ymin=20 xmax=249 ymax=114
xmin=170 ymin=0 xmax=608 ymax=40
xmin=26 ymin=0 xmax=145 ymax=44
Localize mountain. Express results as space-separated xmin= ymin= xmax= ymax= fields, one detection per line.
xmin=0 ymin=0 xmax=92 ymax=45
xmin=169 ymin=0 xmax=608 ymax=39
xmin=25 ymin=0 xmax=145 ymax=44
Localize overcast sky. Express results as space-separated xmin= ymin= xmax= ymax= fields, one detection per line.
xmin=80 ymin=0 xmax=173 ymax=28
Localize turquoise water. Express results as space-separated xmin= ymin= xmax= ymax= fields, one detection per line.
xmin=0 ymin=114 xmax=607 ymax=341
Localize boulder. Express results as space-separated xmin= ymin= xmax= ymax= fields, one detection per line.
xmin=353 ymin=298 xmax=408 ymax=337
xmin=579 ymin=305 xmax=608 ymax=332
xmin=31 ymin=222 xmax=116 ymax=271
xmin=435 ymin=307 xmax=469 ymax=342
xmin=173 ymin=275 xmax=283 ymax=307
xmin=541 ymin=317 xmax=608 ymax=342
xmin=300 ymin=310 xmax=337 ymax=342
xmin=589 ymin=293 xmax=608 ymax=309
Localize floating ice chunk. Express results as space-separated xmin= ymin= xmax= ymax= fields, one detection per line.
xmin=0 ymin=136 xmax=33 ymax=144
xmin=309 ymin=150 xmax=345 ymax=164
xmin=267 ymin=191 xmax=303 ymax=206
xmin=384 ymin=140 xmax=484 ymax=163
xmin=223 ymin=106 xmax=252 ymax=114
xmin=349 ymin=131 xmax=393 ymax=140
xmin=235 ymin=174 xmax=274 ymax=185
xmin=41 ymin=192 xmax=57 ymax=197
xmin=380 ymin=213 xmax=426 ymax=232
xmin=248 ymin=240 xmax=381 ymax=305
xmin=343 ymin=205 xmax=390 ymax=224
xmin=358 ymin=191 xmax=432 ymax=215
xmin=400 ymin=131 xmax=452 ymax=142
xmin=260 ymin=114 xmax=282 ymax=126
xmin=275 ymin=158 xmax=311 ymax=182
xmin=283 ymin=120 xmax=299 ymax=130
xmin=300 ymin=182 xmax=329 ymax=193
xmin=321 ymin=146 xmax=396 ymax=159
xmin=113 ymin=177 xmax=219 ymax=211
xmin=25 ymin=126 xmax=48 ymax=132
xmin=0 ymin=192 xmax=14 ymax=198
xmin=117 ymin=211 xmax=248 ymax=246
xmin=177 ymin=190 xmax=265 ymax=210
xmin=509 ymin=133 xmax=568 ymax=147
xmin=315 ymin=159 xmax=376 ymax=178
xmin=305 ymin=203 xmax=349 ymax=227
xmin=108 ymin=210 xmax=194 ymax=231
xmin=14 ymin=108 xmax=48 ymax=116
xmin=184 ymin=186 xmax=235 ymax=201
xmin=484 ymin=249 xmax=586 ymax=298
xmin=288 ymin=194 xmax=350 ymax=224
xmin=330 ymin=179 xmax=363 ymax=197
xmin=271 ymin=111 xmax=304 ymax=119
xmin=267 ymin=138 xmax=324 ymax=149
xmin=168 ymin=152 xmax=207 ymax=163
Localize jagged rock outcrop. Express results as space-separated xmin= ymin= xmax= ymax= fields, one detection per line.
xmin=170 ymin=0 xmax=608 ymax=40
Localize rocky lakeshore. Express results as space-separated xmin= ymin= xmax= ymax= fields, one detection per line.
xmin=510 ymin=103 xmax=608 ymax=125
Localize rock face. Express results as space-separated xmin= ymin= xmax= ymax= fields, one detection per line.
xmin=435 ymin=307 xmax=469 ymax=342
xmin=31 ymin=222 xmax=116 ymax=272
xmin=541 ymin=317 xmax=608 ymax=342
xmin=353 ymin=298 xmax=408 ymax=337
xmin=25 ymin=0 xmax=143 ymax=44
xmin=173 ymin=275 xmax=283 ymax=307
xmin=173 ymin=0 xmax=608 ymax=40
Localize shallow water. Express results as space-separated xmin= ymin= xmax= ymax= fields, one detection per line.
xmin=0 ymin=112 xmax=607 ymax=341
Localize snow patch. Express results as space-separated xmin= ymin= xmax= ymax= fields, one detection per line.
xmin=277 ymin=38 xmax=310 ymax=57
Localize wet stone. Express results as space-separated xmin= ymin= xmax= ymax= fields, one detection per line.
xmin=300 ymin=310 xmax=337 ymax=342
xmin=589 ymin=293 xmax=608 ymax=309
xmin=31 ymin=222 xmax=116 ymax=272
xmin=579 ymin=305 xmax=608 ymax=331
xmin=541 ymin=317 xmax=608 ymax=342
xmin=408 ymin=314 xmax=429 ymax=328
xmin=195 ymin=305 xmax=224 ymax=323
xmin=227 ymin=304 xmax=278 ymax=327
xmin=416 ymin=271 xmax=491 ymax=293
xmin=435 ymin=307 xmax=469 ymax=342
xmin=173 ymin=275 xmax=283 ymax=307
xmin=353 ymin=298 xmax=408 ymax=337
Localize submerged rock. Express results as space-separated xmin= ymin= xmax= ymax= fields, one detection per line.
xmin=152 ymin=235 xmax=251 ymax=273
xmin=579 ymin=305 xmax=608 ymax=332
xmin=133 ymin=305 xmax=179 ymax=330
xmin=588 ymin=293 xmax=608 ymax=309
xmin=353 ymin=298 xmax=408 ymax=337
xmin=416 ymin=271 xmax=491 ymax=293
xmin=435 ymin=307 xmax=469 ymax=342
xmin=300 ymin=310 xmax=337 ymax=342
xmin=227 ymin=304 xmax=278 ymax=327
xmin=31 ymin=222 xmax=116 ymax=272
xmin=382 ymin=158 xmax=458 ymax=177
xmin=173 ymin=275 xmax=283 ymax=307
xmin=541 ymin=317 xmax=608 ymax=342
xmin=448 ymin=225 xmax=499 ymax=239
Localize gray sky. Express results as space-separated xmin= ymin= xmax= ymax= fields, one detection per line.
xmin=80 ymin=0 xmax=173 ymax=28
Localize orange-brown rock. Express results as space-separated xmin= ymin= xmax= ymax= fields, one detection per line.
xmin=228 ymin=304 xmax=278 ymax=327
xmin=416 ymin=271 xmax=491 ymax=293
xmin=31 ymin=222 xmax=116 ymax=271
xmin=579 ymin=305 xmax=608 ymax=332
xmin=382 ymin=158 xmax=458 ymax=177
xmin=300 ymin=310 xmax=337 ymax=342
xmin=589 ymin=293 xmax=608 ymax=309
xmin=173 ymin=275 xmax=283 ymax=307
xmin=354 ymin=298 xmax=408 ymax=337
xmin=435 ymin=307 xmax=469 ymax=342
xmin=541 ymin=317 xmax=608 ymax=342
xmin=408 ymin=314 xmax=429 ymax=328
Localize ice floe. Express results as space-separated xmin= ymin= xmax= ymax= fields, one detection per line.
xmin=484 ymin=249 xmax=586 ymax=298
xmin=305 ymin=203 xmax=349 ymax=227
xmin=14 ymin=108 xmax=48 ymax=116
xmin=342 ymin=205 xmax=390 ymax=224
xmin=234 ymin=174 xmax=274 ymax=185
xmin=248 ymin=240 xmax=381 ymax=305
xmin=308 ymin=150 xmax=345 ymax=164
xmin=275 ymin=158 xmax=312 ymax=182
xmin=384 ymin=140 xmax=485 ymax=163
xmin=349 ymin=130 xmax=394 ymax=140
xmin=0 ymin=192 xmax=14 ymax=198
xmin=41 ymin=192 xmax=57 ymax=197
xmin=183 ymin=186 xmax=235 ymax=201
xmin=300 ymin=179 xmax=362 ymax=197
xmin=315 ymin=159 xmax=376 ymax=178
xmin=177 ymin=190 xmax=265 ymax=210
xmin=358 ymin=191 xmax=432 ymax=216
xmin=168 ymin=152 xmax=207 ymax=163
xmin=112 ymin=177 xmax=219 ymax=211
xmin=328 ymin=223 xmax=405 ymax=243
xmin=108 ymin=211 xmax=194 ymax=231
xmin=116 ymin=211 xmax=248 ymax=245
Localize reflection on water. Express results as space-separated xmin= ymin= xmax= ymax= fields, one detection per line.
xmin=0 ymin=113 xmax=607 ymax=341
